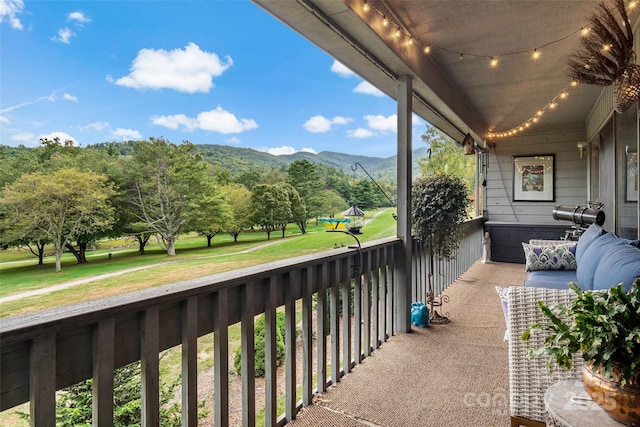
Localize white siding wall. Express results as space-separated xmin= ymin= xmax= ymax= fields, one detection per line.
xmin=485 ymin=128 xmax=588 ymax=223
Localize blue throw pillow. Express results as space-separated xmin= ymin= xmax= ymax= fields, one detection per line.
xmin=593 ymin=243 xmax=640 ymax=292
xmin=576 ymin=232 xmax=617 ymax=290
xmin=575 ymin=223 xmax=604 ymax=264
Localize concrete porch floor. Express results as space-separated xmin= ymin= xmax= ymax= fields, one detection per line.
xmin=287 ymin=261 xmax=527 ymax=427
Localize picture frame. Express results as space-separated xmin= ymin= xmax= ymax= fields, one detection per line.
xmin=513 ymin=154 xmax=555 ymax=202
xmin=626 ymin=151 xmax=638 ymax=202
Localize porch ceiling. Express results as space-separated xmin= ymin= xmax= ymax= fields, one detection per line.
xmin=252 ymin=0 xmax=633 ymax=146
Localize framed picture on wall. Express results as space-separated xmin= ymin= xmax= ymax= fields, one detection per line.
xmin=513 ymin=154 xmax=555 ymax=202
xmin=627 ymin=151 xmax=638 ymax=202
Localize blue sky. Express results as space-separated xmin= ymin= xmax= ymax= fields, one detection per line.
xmin=0 ymin=0 xmax=428 ymax=158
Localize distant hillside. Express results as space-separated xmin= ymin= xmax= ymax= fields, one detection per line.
xmin=3 ymin=142 xmax=429 ymax=184
xmin=195 ymin=144 xmax=429 ymax=183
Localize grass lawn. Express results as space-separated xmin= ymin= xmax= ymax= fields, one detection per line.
xmin=0 ymin=209 xmax=397 ymax=317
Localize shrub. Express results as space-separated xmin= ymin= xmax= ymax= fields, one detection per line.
xmin=234 ymin=311 xmax=286 ymax=377
xmin=411 ymin=174 xmax=469 ymax=260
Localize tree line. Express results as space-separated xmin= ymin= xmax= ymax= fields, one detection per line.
xmin=0 ymin=137 xmax=394 ymax=272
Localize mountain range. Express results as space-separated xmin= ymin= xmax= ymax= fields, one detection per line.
xmin=195 ymin=144 xmax=430 ymax=183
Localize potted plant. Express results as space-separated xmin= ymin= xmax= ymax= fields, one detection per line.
xmin=522 ymin=280 xmax=640 ymax=426
xmin=411 ymin=173 xmax=469 ymax=324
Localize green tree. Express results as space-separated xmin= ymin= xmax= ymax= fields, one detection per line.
xmin=351 ymin=179 xmax=380 ymax=210
xmin=250 ymin=183 xmax=292 ymax=240
xmin=0 ymin=168 xmax=115 ymax=272
xmin=418 ymin=126 xmax=476 ymax=192
xmin=318 ymin=189 xmax=348 ymax=217
xmin=191 ymin=179 xmax=233 ymax=247
xmin=282 ymin=183 xmax=306 ymax=235
xmin=286 ymin=160 xmax=323 ymax=232
xmin=127 ymin=138 xmax=212 ymax=256
xmin=222 ymin=184 xmax=253 ymax=242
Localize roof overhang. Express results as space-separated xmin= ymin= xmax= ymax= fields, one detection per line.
xmin=252 ymin=0 xmax=634 ymax=147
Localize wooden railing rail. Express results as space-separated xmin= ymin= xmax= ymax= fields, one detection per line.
xmin=1 ymin=217 xmax=484 ymax=426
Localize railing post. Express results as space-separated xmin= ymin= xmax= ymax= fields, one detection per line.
xmin=371 ymin=248 xmax=380 ymax=350
xmin=302 ymin=267 xmax=313 ymax=405
xmin=330 ymin=260 xmax=340 ymax=385
xmin=213 ymin=288 xmax=229 ymax=427
xmin=141 ymin=307 xmax=159 ymax=427
xmin=341 ymin=257 xmax=352 ymax=373
xmin=285 ymin=271 xmax=297 ymax=421
xmin=316 ymin=264 xmax=328 ymax=393
xmin=363 ymin=251 xmax=372 ymax=357
xmin=241 ymin=284 xmax=255 ymax=427
xmin=93 ymin=318 xmax=114 ymax=427
xmin=30 ymin=333 xmax=56 ymax=427
xmin=181 ymin=297 xmax=198 ymax=427
xmin=354 ymin=255 xmax=362 ymax=364
xmin=264 ymin=276 xmax=278 ymax=427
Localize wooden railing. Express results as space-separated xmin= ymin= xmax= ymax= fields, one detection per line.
xmin=0 ymin=218 xmax=484 ymax=426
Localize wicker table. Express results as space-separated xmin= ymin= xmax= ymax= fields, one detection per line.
xmin=544 ymin=379 xmax=624 ymax=426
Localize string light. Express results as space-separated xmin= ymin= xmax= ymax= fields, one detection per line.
xmin=532 ymin=48 xmax=541 ymax=60
xmin=355 ymin=0 xmax=637 ymax=139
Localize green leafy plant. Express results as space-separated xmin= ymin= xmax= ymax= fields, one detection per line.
xmin=17 ymin=355 xmax=208 ymax=426
xmin=234 ymin=312 xmax=286 ymax=377
xmin=523 ymin=280 xmax=640 ymax=386
xmin=411 ymin=173 xmax=469 ymax=260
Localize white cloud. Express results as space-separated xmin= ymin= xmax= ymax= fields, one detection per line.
xmin=78 ymin=121 xmax=110 ymax=131
xmin=354 ymin=81 xmax=384 ymax=97
xmin=51 ymin=27 xmax=76 ymax=44
xmin=11 ymin=132 xmax=34 ymax=143
xmin=152 ymin=107 xmax=258 ymax=134
xmin=151 ymin=114 xmax=197 ymax=131
xmin=347 ymin=128 xmax=375 ymax=138
xmin=255 ymin=146 xmax=317 ymax=156
xmin=331 ymin=60 xmax=356 ymax=78
xmin=111 ymin=128 xmax=142 ymax=140
xmin=63 ymin=93 xmax=78 ymax=102
xmin=303 ymin=115 xmax=352 ymax=133
xmin=226 ymin=136 xmax=240 ymax=144
xmin=0 ymin=0 xmax=24 ymax=30
xmin=267 ymin=146 xmax=296 ymax=156
xmin=39 ymin=131 xmax=77 ymax=145
xmin=197 ymin=107 xmax=257 ymax=133
xmin=68 ymin=11 xmax=90 ymax=24
xmin=0 ymin=115 xmax=9 ymax=124
xmin=364 ymin=114 xmax=397 ymax=132
xmin=114 ymin=42 xmax=233 ymax=93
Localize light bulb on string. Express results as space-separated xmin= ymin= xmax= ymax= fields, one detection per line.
xmin=490 ymin=56 xmax=499 ymax=67
xmin=532 ymin=49 xmax=541 ymax=60
xmin=362 ymin=1 xmax=370 ymax=13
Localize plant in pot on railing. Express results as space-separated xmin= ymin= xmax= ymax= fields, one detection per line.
xmin=411 ymin=173 xmax=469 ymax=324
xmin=522 ymin=280 xmax=640 ymax=426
